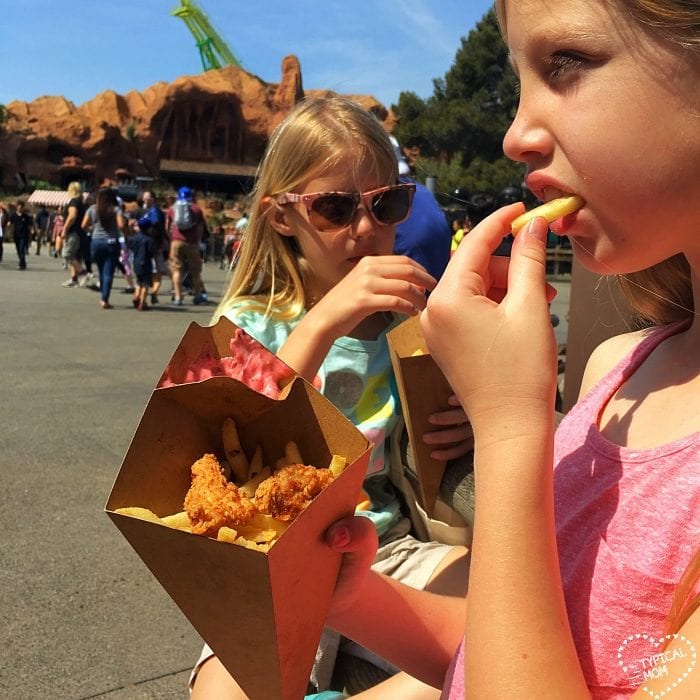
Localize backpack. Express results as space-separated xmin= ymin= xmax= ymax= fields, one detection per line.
xmin=173 ymin=198 xmax=194 ymax=230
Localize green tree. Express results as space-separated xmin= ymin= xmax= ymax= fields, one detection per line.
xmin=393 ymin=9 xmax=523 ymax=198
xmin=0 ymin=104 xmax=8 ymax=130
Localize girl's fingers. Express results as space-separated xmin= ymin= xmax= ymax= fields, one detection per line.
xmin=423 ymin=425 xmax=474 ymax=446
xmin=430 ymin=441 xmax=475 ymax=461
xmin=325 ymin=516 xmax=378 ymax=619
xmin=505 ymin=217 xmax=550 ymax=302
xmin=427 ymin=407 xmax=469 ymax=426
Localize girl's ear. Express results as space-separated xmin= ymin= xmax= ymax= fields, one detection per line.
xmin=261 ymin=196 xmax=295 ymax=237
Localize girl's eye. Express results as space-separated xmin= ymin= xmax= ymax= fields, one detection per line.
xmin=546 ymin=51 xmax=586 ymax=81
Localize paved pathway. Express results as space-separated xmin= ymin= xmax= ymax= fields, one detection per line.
xmin=1 ymin=250 xmax=227 ymax=699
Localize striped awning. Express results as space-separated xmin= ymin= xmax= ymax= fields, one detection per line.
xmin=27 ymin=190 xmax=72 ymax=207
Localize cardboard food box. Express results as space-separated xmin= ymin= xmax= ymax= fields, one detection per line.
xmin=387 ymin=315 xmax=454 ymax=517
xmin=106 ymin=328 xmax=370 ymax=700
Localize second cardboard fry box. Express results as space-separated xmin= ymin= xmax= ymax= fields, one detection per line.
xmin=387 ymin=315 xmax=454 ymax=516
xmin=106 ymin=376 xmax=370 ymax=700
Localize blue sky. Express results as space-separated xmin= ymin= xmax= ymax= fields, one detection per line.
xmin=1 ymin=0 xmax=495 ymax=109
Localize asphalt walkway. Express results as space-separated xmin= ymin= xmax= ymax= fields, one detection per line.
xmin=1 ymin=249 xmax=226 ymax=699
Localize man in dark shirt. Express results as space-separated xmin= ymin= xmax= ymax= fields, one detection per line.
xmin=10 ymin=201 xmax=34 ymax=270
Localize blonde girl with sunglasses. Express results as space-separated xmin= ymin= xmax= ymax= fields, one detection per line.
xmin=190 ymin=97 xmax=473 ymax=699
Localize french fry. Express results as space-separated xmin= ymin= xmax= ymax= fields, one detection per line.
xmin=239 ymin=466 xmax=271 ymax=498
xmin=115 ymin=507 xmax=163 ymax=524
xmin=284 ymin=440 xmax=303 ymax=465
xmin=273 ymin=456 xmax=287 ymax=471
xmin=510 ymin=195 xmax=585 ymax=235
xmin=411 ymin=348 xmax=426 ymax=357
xmin=247 ymin=445 xmax=264 ymax=481
xmin=222 ymin=417 xmax=249 ymax=483
xmin=249 ymin=512 xmax=289 ymax=536
xmin=161 ymin=511 xmax=192 ymax=531
xmin=217 ymin=526 xmax=238 ymax=543
xmin=236 ymin=536 xmax=271 ymax=553
xmin=328 ymin=454 xmax=347 ymax=477
xmin=236 ymin=526 xmax=278 ymax=543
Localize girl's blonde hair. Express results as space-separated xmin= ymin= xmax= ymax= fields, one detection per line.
xmin=66 ymin=181 xmax=82 ymax=198
xmin=495 ymin=0 xmax=698 ymax=326
xmin=213 ymin=97 xmax=398 ymax=322
xmin=664 ymin=549 xmax=700 ymax=644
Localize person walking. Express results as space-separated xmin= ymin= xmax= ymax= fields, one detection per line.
xmin=10 ymin=201 xmax=34 ymax=270
xmin=81 ymin=187 xmax=125 ymax=309
xmin=0 ymin=201 xmax=8 ymax=263
xmin=61 ymin=182 xmax=87 ymax=287
xmin=127 ymin=215 xmax=156 ymax=311
xmin=141 ymin=191 xmax=169 ymax=304
xmin=166 ymin=186 xmax=206 ymax=306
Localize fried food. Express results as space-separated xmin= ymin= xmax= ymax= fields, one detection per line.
xmin=254 ymin=464 xmax=335 ymax=522
xmin=511 ymin=195 xmax=585 ymax=235
xmin=184 ymin=453 xmax=258 ymax=536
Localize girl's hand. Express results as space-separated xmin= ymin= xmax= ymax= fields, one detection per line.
xmin=324 ymin=515 xmax=378 ymax=622
xmin=424 ymin=394 xmax=474 ymax=460
xmin=311 ymin=255 xmax=436 ymax=339
xmin=421 ymin=204 xmax=558 ymax=432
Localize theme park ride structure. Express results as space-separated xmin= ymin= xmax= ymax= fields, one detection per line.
xmin=171 ymin=0 xmax=241 ymax=71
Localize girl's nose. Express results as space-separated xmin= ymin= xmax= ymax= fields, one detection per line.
xmin=347 ymin=205 xmax=376 ymax=239
xmin=502 ymin=101 xmax=554 ymax=166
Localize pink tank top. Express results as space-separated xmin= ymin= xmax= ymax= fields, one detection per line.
xmin=441 ymin=321 xmax=700 ymax=699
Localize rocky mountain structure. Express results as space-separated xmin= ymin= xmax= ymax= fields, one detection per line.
xmin=0 ymin=55 xmax=391 ymax=191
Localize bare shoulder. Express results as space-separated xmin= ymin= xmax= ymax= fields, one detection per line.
xmin=578 ymin=328 xmax=652 ymax=400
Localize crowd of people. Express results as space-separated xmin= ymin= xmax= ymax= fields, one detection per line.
xmin=0 ymin=184 xmax=251 ymax=310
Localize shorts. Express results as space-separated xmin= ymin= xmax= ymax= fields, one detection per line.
xmin=152 ymin=251 xmax=169 ymax=275
xmin=62 ymin=232 xmax=81 ymax=261
xmin=169 ymin=239 xmax=202 ymax=276
xmin=135 ymin=269 xmax=153 ymax=288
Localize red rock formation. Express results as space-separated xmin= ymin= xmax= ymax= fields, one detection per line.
xmin=0 ymin=56 xmax=391 ymax=190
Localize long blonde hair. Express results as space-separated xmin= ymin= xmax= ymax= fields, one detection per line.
xmin=664 ymin=549 xmax=700 ymax=644
xmin=494 ymin=0 xmax=698 ymax=326
xmin=213 ymin=97 xmax=398 ymax=322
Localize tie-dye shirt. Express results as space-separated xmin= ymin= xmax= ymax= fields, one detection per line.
xmin=223 ymin=305 xmax=402 ymax=536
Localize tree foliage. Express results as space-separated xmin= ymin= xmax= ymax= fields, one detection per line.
xmin=392 ymin=9 xmax=523 ymax=202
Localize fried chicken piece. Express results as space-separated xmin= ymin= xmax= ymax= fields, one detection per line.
xmin=184 ymin=453 xmax=258 ymax=536
xmin=254 ymin=464 xmax=334 ymax=522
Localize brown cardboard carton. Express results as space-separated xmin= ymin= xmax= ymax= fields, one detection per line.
xmin=106 ymin=376 xmax=370 ymax=700
xmin=387 ymin=315 xmax=454 ymax=516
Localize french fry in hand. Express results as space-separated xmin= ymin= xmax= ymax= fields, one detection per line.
xmin=511 ymin=195 xmax=584 ymax=235
xmin=222 ymin=417 xmax=249 ymax=483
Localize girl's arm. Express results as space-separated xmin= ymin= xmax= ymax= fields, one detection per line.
xmin=276 ymin=255 xmax=436 ymax=382
xmin=325 ymin=516 xmax=466 ymax=689
xmin=422 ymin=206 xmax=590 ymax=698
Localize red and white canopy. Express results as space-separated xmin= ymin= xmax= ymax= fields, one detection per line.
xmin=26 ymin=190 xmax=72 ymax=207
